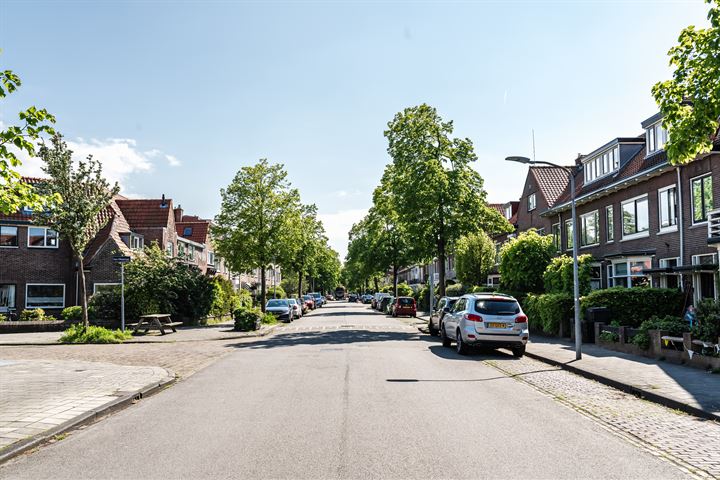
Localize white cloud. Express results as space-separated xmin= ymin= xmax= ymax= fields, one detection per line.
xmin=15 ymin=137 xmax=181 ymax=193
xmin=318 ymin=208 xmax=368 ymax=261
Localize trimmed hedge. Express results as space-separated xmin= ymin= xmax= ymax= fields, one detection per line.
xmin=233 ymin=307 xmax=277 ymax=331
xmin=523 ymin=293 xmax=573 ymax=335
xmin=445 ymin=283 xmax=466 ymax=297
xmin=580 ymin=287 xmax=684 ymax=328
xmin=61 ymin=306 xmax=83 ymax=322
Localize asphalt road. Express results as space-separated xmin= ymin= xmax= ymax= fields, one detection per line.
xmin=0 ymin=302 xmax=686 ymax=479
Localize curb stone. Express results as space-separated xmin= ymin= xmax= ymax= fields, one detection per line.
xmin=0 ymin=371 xmax=176 ymax=465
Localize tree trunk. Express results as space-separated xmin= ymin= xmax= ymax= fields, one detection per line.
xmin=260 ymin=267 xmax=267 ymax=312
xmin=78 ymin=256 xmax=89 ymax=328
xmin=297 ymin=270 xmax=303 ymax=299
xmin=393 ymin=265 xmax=398 ymax=297
xmin=438 ymin=242 xmax=447 ymax=298
xmin=373 ymin=277 xmax=379 ymax=293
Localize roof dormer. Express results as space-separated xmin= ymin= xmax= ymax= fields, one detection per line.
xmin=641 ymin=113 xmax=667 ymax=157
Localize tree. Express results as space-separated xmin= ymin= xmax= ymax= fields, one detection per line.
xmin=499 ymin=229 xmax=555 ymax=293
xmin=652 ymin=0 xmax=720 ymax=164
xmin=36 ymin=135 xmax=119 ymax=328
xmin=214 ymin=159 xmax=300 ymax=311
xmin=384 ymin=104 xmax=512 ymax=296
xmin=284 ymin=203 xmax=327 ymax=298
xmin=309 ymin=244 xmax=341 ymax=293
xmin=455 ymin=231 xmax=496 ymax=288
xmin=1 ymin=67 xmax=59 ymax=214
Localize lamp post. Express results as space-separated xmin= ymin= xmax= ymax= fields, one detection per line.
xmin=506 ymin=156 xmax=582 ymax=360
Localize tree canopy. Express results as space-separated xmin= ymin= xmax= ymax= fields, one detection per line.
xmin=454 ymin=231 xmax=496 ymax=288
xmin=499 ymin=229 xmax=555 ymax=294
xmin=653 ymin=0 xmax=720 ymax=164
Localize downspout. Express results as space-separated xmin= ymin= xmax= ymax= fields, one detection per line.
xmin=676 ymin=166 xmax=685 ymax=273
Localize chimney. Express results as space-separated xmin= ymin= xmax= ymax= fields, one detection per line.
xmin=174 ymin=204 xmax=183 ymax=223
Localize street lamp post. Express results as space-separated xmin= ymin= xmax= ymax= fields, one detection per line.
xmin=506 ymin=156 xmax=582 ymax=360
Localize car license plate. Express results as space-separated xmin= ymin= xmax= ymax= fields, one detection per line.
xmin=487 ymin=322 xmax=508 ymax=329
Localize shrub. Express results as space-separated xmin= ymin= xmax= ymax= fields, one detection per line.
xmin=543 ymin=254 xmax=593 ymax=296
xmin=499 ymin=229 xmax=555 ymax=293
xmin=233 ymin=307 xmax=262 ymax=331
xmin=19 ymin=308 xmax=54 ymax=322
xmin=631 ymin=315 xmax=688 ymax=349
xmin=61 ymin=306 xmax=83 ymax=322
xmin=0 ymin=314 xmax=7 ymax=322
xmin=261 ymin=312 xmax=277 ymax=325
xmin=523 ymin=293 xmax=573 ymax=335
xmin=445 ymin=283 xmax=466 ymax=297
xmin=59 ymin=324 xmax=132 ymax=344
xmin=267 ymin=286 xmax=286 ymax=299
xmin=470 ymin=285 xmax=496 ymax=293
xmin=210 ymin=277 xmax=243 ymax=318
xmin=694 ymin=299 xmax=720 ymax=342
xmin=395 ymin=283 xmax=413 ymax=297
xmin=599 ymin=329 xmax=620 ymax=343
xmin=415 ymin=286 xmax=437 ymax=312
xmin=88 ymin=289 xmax=121 ymax=321
xmin=455 ymin=231 xmax=495 ymax=287
xmin=580 ymin=287 xmax=684 ymax=328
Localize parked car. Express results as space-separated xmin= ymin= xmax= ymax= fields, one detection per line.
xmin=326 ymin=294 xmax=334 ymax=301
xmin=311 ymin=292 xmax=325 ymax=307
xmin=362 ymin=294 xmax=373 ymax=304
xmin=373 ymin=292 xmax=390 ymax=310
xmin=380 ymin=295 xmax=394 ymax=314
xmin=391 ymin=296 xmax=416 ymax=317
xmin=288 ymin=298 xmax=303 ymax=317
xmin=428 ymin=296 xmax=460 ymax=336
xmin=348 ymin=294 xmax=358 ymax=302
xmin=265 ymin=299 xmax=294 ymax=322
xmin=439 ymin=293 xmax=528 ymax=357
xmin=302 ymin=294 xmax=315 ymax=310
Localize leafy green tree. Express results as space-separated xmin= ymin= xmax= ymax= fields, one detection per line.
xmin=499 ymin=229 xmax=555 ymax=293
xmin=345 ymin=217 xmax=385 ymax=292
xmin=543 ymin=254 xmax=594 ymax=296
xmin=652 ymin=0 xmax=720 ymax=164
xmin=309 ymin=244 xmax=341 ymax=293
xmin=214 ymin=159 xmax=300 ymax=311
xmin=384 ymin=104 xmax=512 ymax=296
xmin=284 ymin=203 xmax=327 ymax=298
xmin=455 ymin=231 xmax=496 ymax=288
xmin=35 ymin=135 xmax=119 ymax=328
xmin=1 ymin=66 xmax=59 ymax=214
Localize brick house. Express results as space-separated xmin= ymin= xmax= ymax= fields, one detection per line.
xmin=512 ymin=113 xmax=720 ymax=305
xmin=173 ymin=206 xmax=231 ymax=279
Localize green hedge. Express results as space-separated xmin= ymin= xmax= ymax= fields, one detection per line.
xmin=631 ymin=315 xmax=688 ymax=349
xmin=543 ymin=254 xmax=593 ymax=296
xmin=445 ymin=283 xmax=466 ymax=297
xmin=59 ymin=324 xmax=131 ymax=344
xmin=694 ymin=299 xmax=720 ymax=342
xmin=61 ymin=306 xmax=83 ymax=322
xmin=580 ymin=287 xmax=684 ymax=328
xmin=233 ymin=307 xmax=277 ymax=331
xmin=523 ymin=293 xmax=573 ymax=335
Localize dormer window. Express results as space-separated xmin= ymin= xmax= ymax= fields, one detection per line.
xmin=583 ymin=146 xmax=619 ymax=184
xmin=504 ymin=205 xmax=512 ymax=220
xmin=130 ymin=234 xmax=144 ymax=250
xmin=646 ymin=121 xmax=667 ymax=155
xmin=183 ymin=226 xmax=192 ymax=237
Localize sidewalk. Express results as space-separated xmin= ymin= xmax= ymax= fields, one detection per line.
xmin=415 ymin=314 xmax=720 ymax=421
xmin=0 ymin=359 xmax=174 ymax=463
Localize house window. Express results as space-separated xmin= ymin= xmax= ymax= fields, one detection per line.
xmin=504 ymin=205 xmax=512 ymax=219
xmin=487 ymin=275 xmax=500 ymax=287
xmin=580 ymin=211 xmax=599 ymax=247
xmin=565 ymin=219 xmax=573 ymax=250
xmin=528 ymin=194 xmax=536 ymax=212
xmin=166 ymin=241 xmax=174 ymax=257
xmin=646 ymin=122 xmax=667 ymax=155
xmin=0 ymin=226 xmax=18 ymax=247
xmin=691 ymin=174 xmax=713 ymax=223
xmin=178 ymin=242 xmax=185 ymax=257
xmin=584 ymin=146 xmax=619 ymax=183
xmin=692 ymin=254 xmax=718 ymax=301
xmin=590 ymin=264 xmax=602 ymax=290
xmin=552 ymin=223 xmax=561 ymax=252
xmin=183 ymin=226 xmax=192 ymax=237
xmin=26 ymin=284 xmax=65 ymax=309
xmin=93 ymin=283 xmax=121 ymax=294
xmin=658 ymin=185 xmax=677 ymax=230
xmin=621 ymin=195 xmax=649 ymax=238
xmin=130 ymin=234 xmax=144 ymax=250
xmin=606 ymin=205 xmax=614 ymax=242
xmin=208 ymin=251 xmax=215 ymax=267
xmin=609 ymin=258 xmax=651 ymax=288
xmin=659 ymin=258 xmax=680 ymax=289
xmin=28 ymin=227 xmax=58 ymax=248
xmin=0 ymin=284 xmax=16 ymax=310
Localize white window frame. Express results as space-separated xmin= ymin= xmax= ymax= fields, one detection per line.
xmin=589 ymin=262 xmax=602 ymax=290
xmin=504 ymin=205 xmax=512 ymax=220
xmin=25 ymin=283 xmax=65 ymax=309
xmin=528 ymin=193 xmax=536 ymax=212
xmin=690 ymin=173 xmax=713 ymax=225
xmin=621 ymin=194 xmax=650 ymax=241
xmin=659 ymin=257 xmax=681 ymax=289
xmin=579 ymin=210 xmax=600 ymax=248
xmin=27 ymin=226 xmax=59 ymax=249
xmin=583 ymin=146 xmax=619 ymax=184
xmin=0 ymin=284 xmax=17 ymax=310
xmin=608 ymin=257 xmax=652 ymax=288
xmin=0 ymin=225 xmax=19 ymax=248
xmin=93 ymin=283 xmax=121 ymax=294
xmin=565 ymin=219 xmax=573 ymax=251
xmin=605 ymin=205 xmax=614 ymax=242
xmin=658 ymin=184 xmax=678 ymax=233
xmin=692 ymin=253 xmax=718 ymax=266
xmin=552 ymin=223 xmax=561 ymax=252
xmin=486 ymin=274 xmax=501 ymax=287
xmin=129 ymin=233 xmax=144 ymax=251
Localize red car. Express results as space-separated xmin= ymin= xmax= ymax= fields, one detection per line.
xmin=391 ymin=296 xmax=416 ymax=317
xmin=302 ymin=294 xmax=315 ymax=310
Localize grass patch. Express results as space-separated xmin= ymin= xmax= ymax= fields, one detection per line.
xmin=59 ymin=324 xmax=132 ymax=344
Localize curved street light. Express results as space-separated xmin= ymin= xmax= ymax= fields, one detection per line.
xmin=506 ymin=156 xmax=582 ymax=360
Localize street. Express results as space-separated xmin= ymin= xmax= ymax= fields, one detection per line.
xmin=0 ymin=302 xmax=699 ymax=479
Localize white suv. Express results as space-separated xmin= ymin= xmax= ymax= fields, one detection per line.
xmin=439 ymin=293 xmax=529 ymax=357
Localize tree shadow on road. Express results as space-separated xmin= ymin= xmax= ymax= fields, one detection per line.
xmin=227 ymin=328 xmax=429 ymax=350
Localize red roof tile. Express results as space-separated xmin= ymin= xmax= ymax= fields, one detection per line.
xmin=116 ymin=199 xmax=174 ymax=229
xmin=176 ymin=221 xmax=210 ymax=244
xmin=530 ymin=166 xmax=572 ymax=207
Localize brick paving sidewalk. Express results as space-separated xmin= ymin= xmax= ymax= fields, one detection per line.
xmin=0 ymin=359 xmax=171 ymax=453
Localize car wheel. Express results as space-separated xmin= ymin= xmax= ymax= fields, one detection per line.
xmin=456 ymin=330 xmax=469 ymax=355
xmin=512 ymin=345 xmax=526 ymax=358
xmin=440 ymin=323 xmax=451 ymax=348
xmin=392 ymin=311 xmax=397 ymax=318
xmin=428 ymin=318 xmax=438 ymax=336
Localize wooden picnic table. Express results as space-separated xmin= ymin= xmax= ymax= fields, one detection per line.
xmin=130 ymin=314 xmax=182 ymax=335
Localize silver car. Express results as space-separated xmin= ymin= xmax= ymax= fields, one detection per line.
xmin=439 ymin=293 xmax=528 ymax=357
xmin=265 ymin=299 xmax=294 ymax=322
xmin=288 ymin=298 xmax=303 ymax=318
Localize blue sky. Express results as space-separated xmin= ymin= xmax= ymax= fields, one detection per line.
xmin=1 ymin=0 xmax=711 ymax=258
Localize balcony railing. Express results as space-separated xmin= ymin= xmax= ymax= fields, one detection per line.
xmin=708 ymin=209 xmax=720 ymax=244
